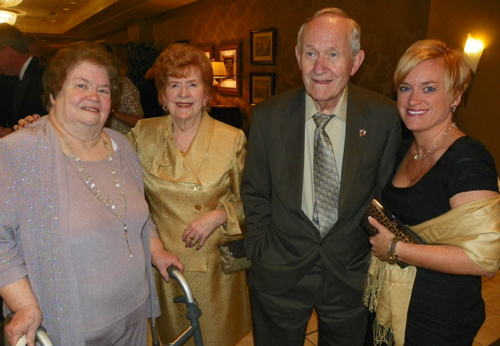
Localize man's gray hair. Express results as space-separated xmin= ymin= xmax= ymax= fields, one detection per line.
xmin=296 ymin=8 xmax=361 ymax=57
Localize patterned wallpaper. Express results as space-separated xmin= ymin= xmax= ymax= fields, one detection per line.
xmin=151 ymin=0 xmax=430 ymax=123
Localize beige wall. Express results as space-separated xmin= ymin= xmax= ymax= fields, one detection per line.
xmin=428 ymin=0 xmax=500 ymax=173
xmin=151 ymin=0 xmax=430 ymax=125
xmin=149 ymin=0 xmax=499 ymax=173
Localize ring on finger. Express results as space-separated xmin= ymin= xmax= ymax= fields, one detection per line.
xmin=190 ymin=239 xmax=199 ymax=245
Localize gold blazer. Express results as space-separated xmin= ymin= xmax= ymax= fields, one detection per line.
xmin=127 ymin=113 xmax=247 ymax=272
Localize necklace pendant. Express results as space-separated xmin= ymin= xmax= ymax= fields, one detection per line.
xmin=124 ymin=224 xmax=133 ymax=257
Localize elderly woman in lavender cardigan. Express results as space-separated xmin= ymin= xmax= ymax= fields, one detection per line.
xmin=0 ymin=41 xmax=183 ymax=346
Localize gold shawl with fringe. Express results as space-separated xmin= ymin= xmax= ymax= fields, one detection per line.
xmin=363 ymin=194 xmax=500 ymax=346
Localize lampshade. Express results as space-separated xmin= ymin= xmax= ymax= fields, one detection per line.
xmin=464 ymin=33 xmax=484 ymax=74
xmin=0 ymin=9 xmax=16 ymax=25
xmin=0 ymin=0 xmax=23 ymax=7
xmin=211 ymin=61 xmax=228 ymax=78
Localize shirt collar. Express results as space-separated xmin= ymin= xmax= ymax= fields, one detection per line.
xmin=19 ymin=56 xmax=33 ymax=81
xmin=305 ymin=85 xmax=348 ymax=122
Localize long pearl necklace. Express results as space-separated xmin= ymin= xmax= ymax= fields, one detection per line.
xmin=413 ymin=123 xmax=457 ymax=160
xmin=61 ymin=134 xmax=133 ymax=257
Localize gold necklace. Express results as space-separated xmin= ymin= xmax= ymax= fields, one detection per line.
xmin=173 ymin=134 xmax=187 ymax=154
xmin=413 ymin=123 xmax=457 ymax=160
xmin=61 ymin=134 xmax=133 ymax=257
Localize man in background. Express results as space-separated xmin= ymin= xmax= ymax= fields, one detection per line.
xmin=241 ymin=7 xmax=400 ymax=345
xmin=24 ymin=32 xmax=41 ymax=58
xmin=0 ymin=23 xmax=45 ymax=136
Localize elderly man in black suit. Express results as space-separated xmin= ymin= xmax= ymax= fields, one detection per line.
xmin=241 ymin=8 xmax=401 ymax=346
xmin=0 ymin=23 xmax=45 ymax=136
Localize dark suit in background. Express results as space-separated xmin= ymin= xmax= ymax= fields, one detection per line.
xmin=7 ymin=57 xmax=46 ymax=128
xmin=137 ymin=78 xmax=164 ymax=119
xmin=0 ymin=74 xmax=16 ymax=129
xmin=241 ymin=8 xmax=401 ymax=346
xmin=0 ymin=23 xmax=46 ymax=134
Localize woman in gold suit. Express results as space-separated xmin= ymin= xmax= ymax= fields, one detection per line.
xmin=127 ymin=43 xmax=250 ymax=346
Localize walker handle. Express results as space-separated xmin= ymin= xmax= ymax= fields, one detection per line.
xmin=167 ymin=266 xmax=195 ymax=303
xmin=3 ymin=313 xmax=54 ymax=346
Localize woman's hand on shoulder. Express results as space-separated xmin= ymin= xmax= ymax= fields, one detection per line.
xmin=182 ymin=209 xmax=227 ymax=250
xmin=13 ymin=114 xmax=41 ymax=131
xmin=4 ymin=303 xmax=42 ymax=346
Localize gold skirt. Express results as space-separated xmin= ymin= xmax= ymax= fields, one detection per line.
xmin=154 ymin=265 xmax=251 ymax=346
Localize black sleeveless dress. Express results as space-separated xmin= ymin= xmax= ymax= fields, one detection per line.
xmin=381 ymin=136 xmax=499 ymax=346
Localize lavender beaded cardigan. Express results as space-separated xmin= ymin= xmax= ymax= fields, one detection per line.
xmin=0 ymin=117 xmax=160 ymax=345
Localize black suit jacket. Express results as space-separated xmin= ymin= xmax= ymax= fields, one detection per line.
xmin=0 ymin=74 xmax=17 ymax=128
xmin=7 ymin=57 xmax=46 ymax=128
xmin=241 ymin=84 xmax=400 ymax=308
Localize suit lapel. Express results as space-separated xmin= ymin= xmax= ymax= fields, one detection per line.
xmin=11 ymin=76 xmax=25 ymax=119
xmin=279 ymin=88 xmax=312 ymax=220
xmin=149 ymin=116 xmax=199 ymax=184
xmin=149 ymin=113 xmax=215 ymax=185
xmin=185 ymin=112 xmax=215 ymax=175
xmin=338 ymin=85 xmax=370 ymax=213
xmin=12 ymin=58 xmax=37 ymax=118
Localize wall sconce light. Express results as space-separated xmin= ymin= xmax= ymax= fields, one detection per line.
xmin=211 ymin=61 xmax=228 ymax=88
xmin=0 ymin=9 xmax=16 ymax=24
xmin=464 ymin=33 xmax=484 ymax=74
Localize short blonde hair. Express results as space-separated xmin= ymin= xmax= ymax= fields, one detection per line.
xmin=393 ymin=39 xmax=471 ymax=99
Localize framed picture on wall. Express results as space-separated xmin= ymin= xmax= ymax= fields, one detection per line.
xmin=199 ymin=45 xmax=214 ymax=60
xmin=215 ymin=42 xmax=241 ymax=96
xmin=250 ymin=73 xmax=275 ymax=105
xmin=251 ymin=28 xmax=276 ymax=65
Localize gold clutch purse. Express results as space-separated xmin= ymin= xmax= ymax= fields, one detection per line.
xmin=359 ymin=199 xmax=425 ymax=244
xmin=218 ymin=238 xmax=251 ymax=275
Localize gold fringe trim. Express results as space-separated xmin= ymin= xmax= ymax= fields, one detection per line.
xmin=373 ymin=318 xmax=394 ymax=346
xmin=363 ymin=254 xmax=387 ymax=312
